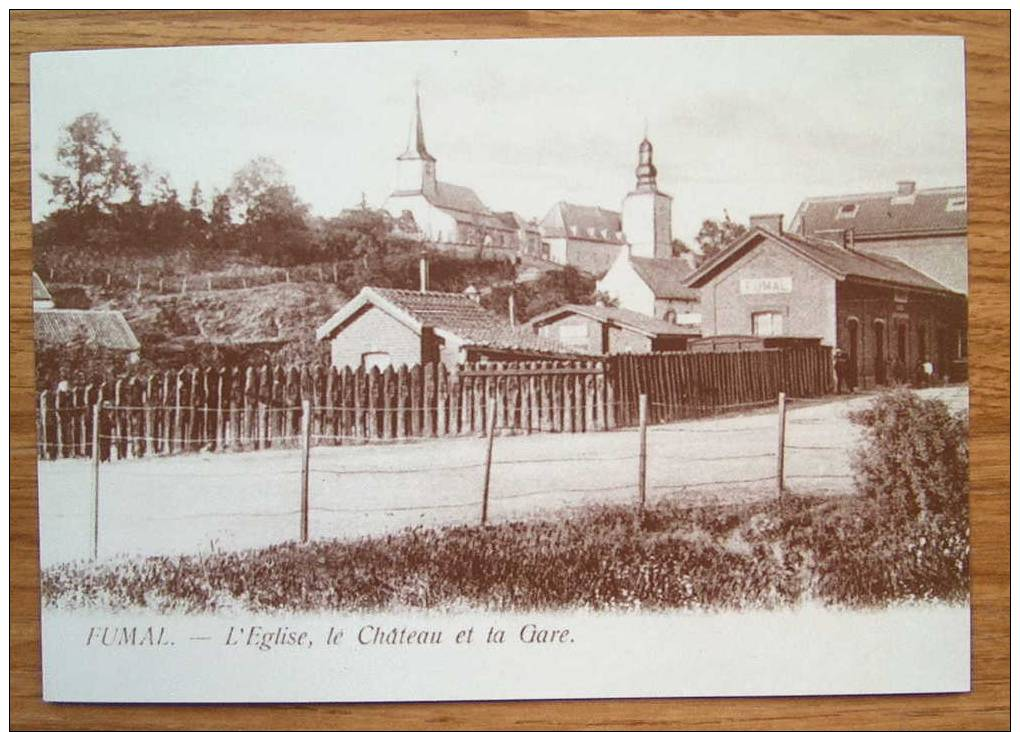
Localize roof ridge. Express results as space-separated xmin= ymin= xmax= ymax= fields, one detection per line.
xmin=800 ymin=185 xmax=966 ymax=204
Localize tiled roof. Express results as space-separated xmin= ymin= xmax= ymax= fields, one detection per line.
xmin=791 ymin=185 xmax=967 ymax=238
xmin=628 ymin=256 xmax=699 ymax=300
xmin=688 ymin=226 xmax=957 ymax=294
xmin=318 ymin=287 xmax=575 ymax=356
xmin=540 ymin=202 xmax=624 ymax=243
xmin=34 ymin=309 xmax=141 ymax=351
xmin=529 ymin=303 xmax=699 ymax=337
xmin=428 ymin=181 xmax=488 ymax=215
xmin=32 ymin=272 xmax=52 ymax=302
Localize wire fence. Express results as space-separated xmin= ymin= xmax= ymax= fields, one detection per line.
xmin=39 ymin=390 xmax=858 ymax=563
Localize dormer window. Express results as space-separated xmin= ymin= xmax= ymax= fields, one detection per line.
xmin=945 ymin=196 xmax=967 ymax=212
xmin=570 ymin=225 xmax=579 ymax=236
xmin=836 ymin=203 xmax=859 ymax=220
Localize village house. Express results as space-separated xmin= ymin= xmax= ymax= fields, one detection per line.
xmin=33 ymin=271 xmax=142 ymax=363
xmin=528 ymin=303 xmax=699 ymax=356
xmin=596 ymin=251 xmax=700 ymax=325
xmin=685 ymin=214 xmax=967 ymax=387
xmin=790 ymin=180 xmax=967 ymax=294
xmin=316 ymin=285 xmax=574 ymax=370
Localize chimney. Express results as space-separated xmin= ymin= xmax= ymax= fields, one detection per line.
xmin=843 ymin=228 xmax=856 ymax=251
xmin=896 ymin=180 xmax=916 ymax=197
xmin=749 ymin=213 xmax=783 ymax=235
xmin=419 ymin=253 xmax=429 ymax=293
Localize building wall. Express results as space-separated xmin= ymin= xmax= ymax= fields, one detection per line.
xmin=534 ymin=313 xmax=604 ymax=355
xmin=382 ymin=194 xmax=459 ymax=242
xmin=622 ymin=190 xmax=672 ymax=259
xmin=853 ymin=235 xmax=967 ymax=294
xmin=653 ymin=297 xmax=700 ymax=324
xmin=329 ymin=305 xmax=424 ymax=370
xmin=607 ymin=325 xmax=653 ymax=354
xmin=834 ymin=281 xmax=967 ymax=387
xmin=563 ymin=238 xmax=625 ymax=275
xmin=698 ymin=238 xmax=837 ymax=346
xmin=597 ymin=254 xmax=656 ymax=316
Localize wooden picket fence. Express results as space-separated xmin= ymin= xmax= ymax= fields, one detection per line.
xmin=36 ymin=346 xmax=834 ymax=461
xmin=607 ymin=347 xmax=833 ymax=425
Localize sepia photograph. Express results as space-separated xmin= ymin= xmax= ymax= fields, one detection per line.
xmin=28 ymin=32 xmax=971 ymax=703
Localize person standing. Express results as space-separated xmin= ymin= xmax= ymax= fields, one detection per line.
xmin=833 ymin=348 xmax=850 ymax=394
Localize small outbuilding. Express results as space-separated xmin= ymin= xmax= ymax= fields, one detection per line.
xmin=528 ymin=303 xmax=699 ymax=355
xmin=316 ymin=286 xmax=574 ymax=370
xmin=34 ymin=308 xmax=141 ymax=362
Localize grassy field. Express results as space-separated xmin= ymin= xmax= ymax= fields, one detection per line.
xmin=41 ymin=492 xmax=969 ymax=614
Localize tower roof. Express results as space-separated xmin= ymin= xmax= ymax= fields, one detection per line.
xmin=634 ymin=135 xmax=657 ymax=191
xmin=398 ymin=85 xmax=436 ymax=162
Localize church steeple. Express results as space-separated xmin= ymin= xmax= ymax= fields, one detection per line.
xmin=399 ymin=83 xmax=435 ymax=163
xmin=634 ymin=136 xmax=658 ymax=191
xmin=395 ymin=82 xmax=437 ymax=195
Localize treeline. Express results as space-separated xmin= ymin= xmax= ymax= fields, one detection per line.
xmin=35 ymin=113 xmax=416 ymax=268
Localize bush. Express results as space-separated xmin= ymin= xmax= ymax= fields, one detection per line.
xmin=848 ymin=388 xmax=969 ymax=519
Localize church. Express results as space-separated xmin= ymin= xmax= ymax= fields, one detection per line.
xmin=381 ymin=88 xmax=524 ymax=254
xmin=380 ymin=86 xmax=695 ymax=299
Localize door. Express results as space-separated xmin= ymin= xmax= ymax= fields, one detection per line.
xmin=873 ymin=320 xmax=886 ymax=385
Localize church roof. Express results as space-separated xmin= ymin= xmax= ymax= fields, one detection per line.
xmin=628 ymin=256 xmax=699 ymax=300
xmin=790 ymin=184 xmax=967 ymax=239
xmin=539 ymin=202 xmax=624 ymax=244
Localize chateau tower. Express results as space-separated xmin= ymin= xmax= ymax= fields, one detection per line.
xmin=621 ymin=136 xmax=673 ymax=259
xmin=396 ymin=85 xmax=437 ymax=196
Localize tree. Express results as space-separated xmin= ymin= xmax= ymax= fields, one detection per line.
xmin=693 ymin=211 xmax=748 ymax=265
xmin=186 ymin=182 xmax=209 ymax=248
xmin=40 ymin=113 xmax=136 ymax=217
xmin=227 ymin=156 xmax=286 ymax=222
xmin=240 ymin=184 xmax=316 ymax=264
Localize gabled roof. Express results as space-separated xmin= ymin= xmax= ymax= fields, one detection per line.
xmin=687 ymin=226 xmax=958 ymax=294
xmin=529 ymin=303 xmax=699 ymax=338
xmin=791 ymin=185 xmax=967 ymax=239
xmin=627 ymin=256 xmax=699 ymax=300
xmin=34 ymin=309 xmax=140 ymax=351
xmin=32 ymin=272 xmax=53 ymax=302
xmin=539 ymin=202 xmax=624 ymax=243
xmin=317 ymin=287 xmax=573 ymax=356
xmin=389 ymin=181 xmax=519 ymax=232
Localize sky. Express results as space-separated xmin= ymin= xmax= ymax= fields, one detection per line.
xmin=30 ymin=35 xmax=967 ymax=243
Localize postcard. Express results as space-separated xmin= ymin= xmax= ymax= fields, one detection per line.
xmin=31 ymin=34 xmax=970 ymax=703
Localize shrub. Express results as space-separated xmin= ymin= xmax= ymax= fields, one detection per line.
xmin=848 ymin=388 xmax=968 ymax=519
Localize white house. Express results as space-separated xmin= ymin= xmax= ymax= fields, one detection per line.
xmin=597 ymin=250 xmax=700 ymax=325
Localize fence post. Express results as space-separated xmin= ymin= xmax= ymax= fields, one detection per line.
xmin=300 ymin=399 xmax=311 ymax=543
xmin=90 ymin=403 xmax=101 ymax=561
xmin=776 ymin=392 xmax=787 ymax=501
xmin=481 ymin=396 xmax=497 ymax=526
xmin=638 ymin=394 xmax=648 ymax=510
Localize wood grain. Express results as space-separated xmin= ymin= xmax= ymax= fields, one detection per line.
xmin=10 ymin=10 xmax=1009 ymax=730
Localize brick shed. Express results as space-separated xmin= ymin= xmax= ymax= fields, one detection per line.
xmin=316 ymin=286 xmax=574 ymax=370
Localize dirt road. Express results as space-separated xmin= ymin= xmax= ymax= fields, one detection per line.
xmin=37 ymin=386 xmax=967 ymax=565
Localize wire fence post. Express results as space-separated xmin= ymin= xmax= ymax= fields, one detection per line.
xmin=300 ymin=399 xmax=311 ymax=543
xmin=638 ymin=394 xmax=648 ymax=510
xmin=776 ymin=392 xmax=787 ymax=502
xmin=481 ymin=396 xmax=497 ymax=526
xmin=90 ymin=403 xmax=101 ymax=561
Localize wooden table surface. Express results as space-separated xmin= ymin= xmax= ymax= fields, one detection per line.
xmin=9 ymin=10 xmax=1010 ymax=730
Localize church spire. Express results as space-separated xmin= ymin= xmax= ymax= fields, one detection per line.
xmin=634 ymin=134 xmax=658 ymax=191
xmin=400 ymin=81 xmax=435 ymax=162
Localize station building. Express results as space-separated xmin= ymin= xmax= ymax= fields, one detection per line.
xmin=686 ymin=215 xmax=967 ymax=386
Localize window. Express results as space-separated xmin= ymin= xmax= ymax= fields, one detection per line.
xmin=752 ymin=311 xmax=783 ymax=336
xmin=836 ymin=203 xmax=859 ymax=220
xmin=361 ymin=352 xmax=392 ymax=370
xmin=663 ymin=309 xmax=677 ymax=324
xmin=946 ymin=197 xmax=967 ymax=212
